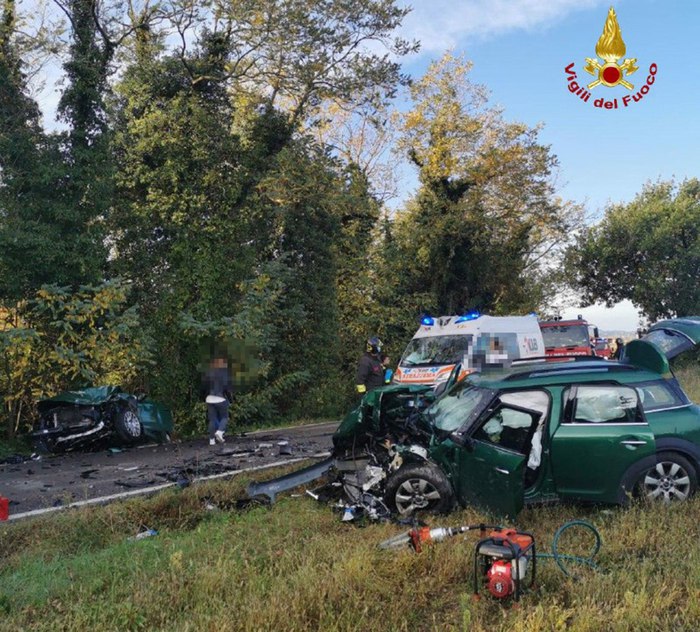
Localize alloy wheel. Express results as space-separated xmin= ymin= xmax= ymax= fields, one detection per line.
xmin=395 ymin=477 xmax=442 ymax=515
xmin=642 ymin=461 xmax=691 ymax=502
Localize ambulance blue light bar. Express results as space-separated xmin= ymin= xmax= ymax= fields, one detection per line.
xmin=421 ymin=316 xmax=435 ymax=326
xmin=455 ymin=311 xmax=480 ymax=324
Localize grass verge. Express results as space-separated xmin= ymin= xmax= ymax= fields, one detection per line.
xmin=2 ymin=461 xmax=700 ymax=631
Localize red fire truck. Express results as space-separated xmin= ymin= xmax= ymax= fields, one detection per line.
xmin=538 ymin=316 xmax=600 ymax=358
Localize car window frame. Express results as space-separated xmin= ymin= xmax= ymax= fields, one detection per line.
xmin=471 ymin=402 xmax=542 ymax=456
xmin=429 ymin=383 xmax=497 ymax=436
xmin=634 ymin=379 xmax=689 ymax=413
xmin=562 ymin=382 xmax=648 ymax=426
xmin=467 ymin=388 xmax=552 ymax=456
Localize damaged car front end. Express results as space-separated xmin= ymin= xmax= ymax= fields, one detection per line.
xmin=248 ymin=382 xmax=473 ymax=518
xmin=32 ymin=386 xmax=173 ymax=453
xmin=249 ymin=318 xmax=700 ymax=518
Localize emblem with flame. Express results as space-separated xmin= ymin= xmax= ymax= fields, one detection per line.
xmin=584 ymin=7 xmax=638 ymax=89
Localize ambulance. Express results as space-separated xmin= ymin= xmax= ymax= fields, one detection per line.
xmin=392 ymin=313 xmax=544 ymax=386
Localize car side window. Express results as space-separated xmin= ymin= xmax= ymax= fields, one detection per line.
xmin=569 ymin=385 xmax=642 ymax=424
xmin=472 ymin=391 xmax=549 ymax=455
xmin=635 ymin=381 xmax=684 ymax=412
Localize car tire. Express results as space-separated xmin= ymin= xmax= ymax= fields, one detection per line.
xmin=384 ymin=463 xmax=454 ymax=516
xmin=638 ymin=452 xmax=698 ymax=503
xmin=34 ymin=436 xmax=62 ymax=454
xmin=114 ymin=405 xmax=142 ymax=443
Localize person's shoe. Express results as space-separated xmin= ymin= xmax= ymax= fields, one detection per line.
xmin=209 ymin=438 xmax=216 ymax=446
xmin=214 ymin=430 xmax=225 ymax=444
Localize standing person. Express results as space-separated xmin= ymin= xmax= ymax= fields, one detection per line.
xmin=203 ymin=356 xmax=233 ymax=446
xmin=355 ymin=337 xmax=385 ymax=395
xmin=612 ymin=338 xmax=625 ymax=360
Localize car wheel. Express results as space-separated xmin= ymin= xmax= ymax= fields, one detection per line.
xmin=384 ymin=463 xmax=454 ymax=516
xmin=639 ymin=452 xmax=698 ymax=503
xmin=114 ymin=406 xmax=142 ymax=442
xmin=34 ymin=436 xmax=62 ymax=454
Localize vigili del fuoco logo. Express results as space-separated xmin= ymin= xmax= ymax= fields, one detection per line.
xmin=564 ymin=6 xmax=657 ymax=109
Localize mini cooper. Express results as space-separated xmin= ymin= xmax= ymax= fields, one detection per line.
xmin=249 ymin=318 xmax=700 ymax=517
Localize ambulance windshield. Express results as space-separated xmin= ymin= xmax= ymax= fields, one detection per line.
xmin=400 ymin=335 xmax=473 ymax=367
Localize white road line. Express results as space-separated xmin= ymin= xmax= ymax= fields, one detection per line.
xmin=4 ymin=453 xmax=331 ymax=523
xmin=243 ymin=421 xmax=339 ymax=435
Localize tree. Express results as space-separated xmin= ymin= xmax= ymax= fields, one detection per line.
xmin=0 ymin=0 xmax=57 ymax=300
xmin=0 ymin=280 xmax=152 ymax=439
xmin=165 ymin=0 xmax=417 ymax=128
xmin=566 ymin=179 xmax=700 ymax=320
xmin=309 ymin=101 xmax=401 ymax=204
xmin=0 ymin=0 xmax=116 ymax=301
xmin=390 ymin=53 xmax=581 ymax=316
xmin=105 ymin=2 xmax=411 ymax=422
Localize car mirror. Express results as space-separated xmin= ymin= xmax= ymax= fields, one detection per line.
xmin=450 ymin=431 xmax=474 ymax=451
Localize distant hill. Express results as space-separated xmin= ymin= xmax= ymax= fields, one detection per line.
xmin=600 ymin=330 xmax=638 ymax=341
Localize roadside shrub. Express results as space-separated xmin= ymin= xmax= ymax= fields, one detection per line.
xmin=0 ymin=280 xmax=153 ymax=439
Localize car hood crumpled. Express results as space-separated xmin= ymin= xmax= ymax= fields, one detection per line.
xmin=37 ymin=386 xmax=132 ymax=412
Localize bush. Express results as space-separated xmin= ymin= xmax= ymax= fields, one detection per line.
xmin=0 ymin=280 xmax=153 ymax=439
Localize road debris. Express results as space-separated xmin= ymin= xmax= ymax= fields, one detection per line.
xmin=4 ymin=422 xmax=336 ymax=516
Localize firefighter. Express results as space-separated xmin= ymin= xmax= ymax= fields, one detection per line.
xmin=355 ymin=337 xmax=385 ymax=395
xmin=612 ymin=337 xmax=625 ymax=360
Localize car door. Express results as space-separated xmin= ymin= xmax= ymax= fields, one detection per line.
xmin=450 ymin=392 xmax=548 ymax=517
xmin=550 ymin=384 xmax=656 ymax=503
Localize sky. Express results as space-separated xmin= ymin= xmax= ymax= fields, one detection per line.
xmin=26 ymin=0 xmax=697 ymax=331
xmin=392 ymin=0 xmax=700 ymax=330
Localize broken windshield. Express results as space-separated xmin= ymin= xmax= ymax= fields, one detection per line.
xmin=400 ymin=335 xmax=473 ymax=367
xmin=427 ymin=382 xmax=494 ymax=433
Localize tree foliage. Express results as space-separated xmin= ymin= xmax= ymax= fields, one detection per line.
xmin=0 ymin=0 xmax=108 ymax=301
xmin=0 ymin=280 xmax=152 ymax=439
xmin=163 ymin=0 xmax=416 ymax=126
xmin=566 ymin=179 xmax=700 ymax=320
xmin=0 ymin=4 xmax=591 ymax=441
xmin=389 ymin=54 xmax=582 ymax=317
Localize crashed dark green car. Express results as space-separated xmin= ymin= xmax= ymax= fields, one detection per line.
xmin=32 ymin=386 xmax=173 ymax=453
xmin=249 ymin=317 xmax=700 ymax=517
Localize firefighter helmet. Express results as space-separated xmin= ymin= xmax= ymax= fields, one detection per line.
xmin=366 ymin=336 xmax=383 ymax=354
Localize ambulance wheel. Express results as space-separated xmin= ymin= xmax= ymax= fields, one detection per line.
xmin=385 ymin=463 xmax=454 ymax=516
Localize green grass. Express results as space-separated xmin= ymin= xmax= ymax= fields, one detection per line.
xmin=2 ymin=364 xmax=698 ymax=630
xmin=2 ymin=460 xmax=700 ymax=632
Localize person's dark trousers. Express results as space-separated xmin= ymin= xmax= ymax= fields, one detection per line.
xmin=207 ymin=401 xmax=229 ymax=438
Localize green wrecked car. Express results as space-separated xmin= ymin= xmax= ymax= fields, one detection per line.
xmin=249 ymin=317 xmax=700 ymax=517
xmin=32 ymin=386 xmax=173 ymax=453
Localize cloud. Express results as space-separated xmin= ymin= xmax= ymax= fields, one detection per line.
xmin=399 ymin=0 xmax=611 ymax=52
xmin=560 ymin=300 xmax=643 ymax=332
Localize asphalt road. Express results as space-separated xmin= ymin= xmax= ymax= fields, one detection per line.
xmin=0 ymin=421 xmax=338 ymax=520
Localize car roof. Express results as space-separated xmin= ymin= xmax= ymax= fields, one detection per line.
xmin=469 ymin=358 xmax=663 ymax=390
